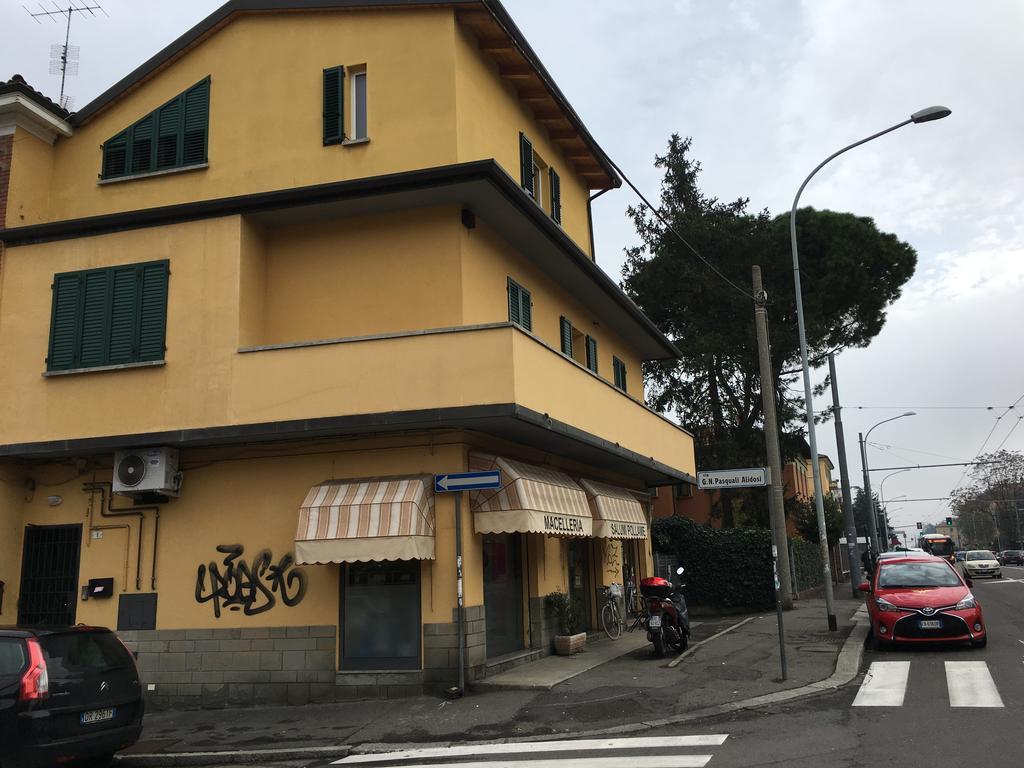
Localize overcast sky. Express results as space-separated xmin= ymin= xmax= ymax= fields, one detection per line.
xmin=3 ymin=0 xmax=1022 ymax=535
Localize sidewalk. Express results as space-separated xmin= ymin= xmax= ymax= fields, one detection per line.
xmin=118 ymin=595 xmax=864 ymax=765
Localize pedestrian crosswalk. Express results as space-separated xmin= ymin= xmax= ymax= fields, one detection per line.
xmin=333 ymin=734 xmax=729 ymax=767
xmin=854 ymin=660 xmax=1004 ymax=708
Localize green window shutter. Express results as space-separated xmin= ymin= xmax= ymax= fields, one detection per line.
xmin=129 ymin=114 xmax=155 ymax=175
xmin=323 ymin=66 xmax=345 ymax=145
xmin=586 ymin=335 xmax=598 ymax=373
xmin=156 ymin=98 xmax=183 ymax=169
xmin=559 ymin=316 xmax=573 ymax=356
xmin=549 ymin=168 xmax=561 ymax=223
xmin=613 ymin=357 xmax=627 ymax=391
xmin=108 ymin=266 xmax=140 ymax=364
xmin=507 ymin=278 xmax=521 ymax=326
xmin=507 ymin=278 xmax=531 ymax=331
xmin=102 ymin=131 xmax=128 ymax=179
xmin=182 ymin=78 xmax=210 ymax=166
xmin=101 ymin=76 xmax=208 ymax=179
xmin=78 ymin=270 xmax=112 ymax=368
xmin=47 ymin=261 xmax=169 ymax=372
xmin=137 ymin=262 xmax=170 ymax=361
xmin=519 ymin=133 xmax=534 ymax=194
xmin=47 ymin=274 xmax=83 ymax=371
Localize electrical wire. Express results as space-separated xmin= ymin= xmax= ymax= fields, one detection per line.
xmin=993 ymin=415 xmax=1024 ymax=453
xmin=604 ymin=156 xmax=755 ymax=301
xmin=866 ymin=442 xmax=961 ymax=462
xmin=848 ymin=405 xmax=1019 ymax=411
xmin=940 ymin=389 xmax=1024 ymax=514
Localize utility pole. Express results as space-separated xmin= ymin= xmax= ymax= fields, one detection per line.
xmin=859 ymin=433 xmax=881 ymax=554
xmin=829 ymin=353 xmax=862 ymax=595
xmin=752 ymin=266 xmax=793 ymax=609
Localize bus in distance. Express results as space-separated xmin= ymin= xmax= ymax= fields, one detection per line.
xmin=919 ymin=533 xmax=956 ymax=563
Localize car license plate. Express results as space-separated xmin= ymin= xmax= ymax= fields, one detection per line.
xmin=918 ymin=620 xmax=942 ymax=630
xmin=80 ymin=708 xmax=115 ymax=725
xmin=648 ymin=615 xmax=662 ymax=629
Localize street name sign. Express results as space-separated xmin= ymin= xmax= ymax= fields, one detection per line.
xmin=435 ymin=470 xmax=501 ymax=493
xmin=697 ymin=467 xmax=769 ymax=490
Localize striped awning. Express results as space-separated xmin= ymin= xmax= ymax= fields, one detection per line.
xmin=469 ymin=453 xmax=592 ymax=537
xmin=295 ymin=475 xmax=435 ymax=564
xmin=580 ymin=479 xmax=649 ymax=540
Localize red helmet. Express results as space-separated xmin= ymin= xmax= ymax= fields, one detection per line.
xmin=640 ymin=576 xmax=671 ymax=588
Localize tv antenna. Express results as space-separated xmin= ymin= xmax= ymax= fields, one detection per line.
xmin=24 ymin=2 xmax=109 ymax=109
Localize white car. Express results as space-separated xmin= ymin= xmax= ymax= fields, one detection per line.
xmin=963 ymin=550 xmax=1002 ymax=579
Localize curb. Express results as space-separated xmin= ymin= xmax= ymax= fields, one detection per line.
xmin=118 ymin=608 xmax=869 ymax=765
xmin=115 ymin=745 xmax=351 ymax=767
xmin=353 ymin=610 xmax=869 ymax=755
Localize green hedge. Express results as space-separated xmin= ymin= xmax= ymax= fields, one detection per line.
xmin=652 ymin=516 xmax=774 ymax=609
xmin=652 ymin=517 xmax=829 ymax=608
xmin=791 ymin=538 xmax=824 ymax=592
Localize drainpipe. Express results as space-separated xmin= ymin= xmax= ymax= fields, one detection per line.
xmin=82 ymin=481 xmax=161 ymax=591
xmin=85 ymin=489 xmax=131 ymax=591
xmin=587 ymin=189 xmax=610 ymax=261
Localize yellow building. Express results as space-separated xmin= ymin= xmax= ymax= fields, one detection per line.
xmin=0 ymin=0 xmax=695 ymax=708
xmin=783 ymin=446 xmax=835 ymax=504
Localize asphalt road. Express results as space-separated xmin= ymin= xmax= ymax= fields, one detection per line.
xmin=189 ymin=573 xmax=1024 ymax=767
xmin=295 ymin=569 xmax=1024 ymax=768
xmin=700 ymin=563 xmax=1024 ymax=767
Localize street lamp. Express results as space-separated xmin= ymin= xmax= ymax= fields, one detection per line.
xmin=879 ymin=469 xmax=912 ymax=551
xmin=859 ymin=412 xmax=917 ymax=552
xmin=789 ymin=106 xmax=949 ymax=632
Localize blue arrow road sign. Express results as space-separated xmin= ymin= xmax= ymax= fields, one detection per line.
xmin=435 ymin=471 xmax=501 ymax=493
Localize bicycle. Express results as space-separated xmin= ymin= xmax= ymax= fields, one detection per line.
xmin=624 ymin=578 xmax=645 ymax=633
xmin=601 ymin=582 xmax=623 ymax=639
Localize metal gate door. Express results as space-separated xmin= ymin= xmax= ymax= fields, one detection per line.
xmin=17 ymin=524 xmax=82 ymax=626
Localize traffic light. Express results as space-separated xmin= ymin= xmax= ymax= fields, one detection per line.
xmin=916 ymin=521 xmax=923 ymax=529
xmin=945 ymin=516 xmax=954 ymax=526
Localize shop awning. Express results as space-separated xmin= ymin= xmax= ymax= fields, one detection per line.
xmin=295 ymin=476 xmax=435 ymax=564
xmin=580 ymin=479 xmax=649 ymax=540
xmin=469 ymin=453 xmax=592 ymax=537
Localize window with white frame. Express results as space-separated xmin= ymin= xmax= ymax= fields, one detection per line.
xmin=350 ymin=68 xmax=367 ymax=141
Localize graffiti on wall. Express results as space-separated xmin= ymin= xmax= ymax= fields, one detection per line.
xmin=604 ymin=539 xmax=621 ymax=581
xmin=195 ymin=544 xmax=308 ymax=618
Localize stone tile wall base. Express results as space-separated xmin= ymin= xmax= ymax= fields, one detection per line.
xmin=120 ymin=625 xmax=336 ymax=710
xmin=527 ymin=595 xmax=560 ymax=655
xmin=124 ymin=602 xmax=553 ymax=708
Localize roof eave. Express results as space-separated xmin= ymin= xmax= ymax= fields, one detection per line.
xmin=0 ymin=91 xmax=72 ymax=144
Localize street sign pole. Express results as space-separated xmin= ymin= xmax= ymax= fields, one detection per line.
xmin=701 ymin=461 xmax=785 ymax=679
xmin=454 ymin=492 xmax=465 ymax=696
xmin=434 ymin=470 xmax=502 ymax=698
xmin=772 ymin=543 xmax=788 ymax=680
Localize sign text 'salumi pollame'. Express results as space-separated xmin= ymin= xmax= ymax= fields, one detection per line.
xmin=697 ymin=467 xmax=770 ymax=490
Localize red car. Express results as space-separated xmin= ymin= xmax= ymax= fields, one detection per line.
xmin=859 ymin=554 xmax=986 ymax=649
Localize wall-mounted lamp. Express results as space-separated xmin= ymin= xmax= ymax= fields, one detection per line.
xmin=46 ymin=495 xmax=63 ymax=507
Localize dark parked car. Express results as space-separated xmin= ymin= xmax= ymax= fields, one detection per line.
xmin=0 ymin=626 xmax=143 ymax=768
xmin=1001 ymin=549 xmax=1024 ymax=566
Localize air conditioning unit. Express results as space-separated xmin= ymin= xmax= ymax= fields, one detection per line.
xmin=113 ymin=447 xmax=181 ymax=497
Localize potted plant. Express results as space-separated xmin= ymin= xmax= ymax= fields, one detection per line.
xmin=545 ymin=590 xmax=586 ymax=655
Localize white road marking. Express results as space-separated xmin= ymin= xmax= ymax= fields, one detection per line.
xmin=335 ymin=736 xmax=728 ymax=765
xmin=945 ymin=661 xmax=1004 ymax=707
xmin=668 ymin=616 xmax=757 ymax=668
xmin=853 ymin=661 xmax=911 ymax=707
xmin=339 ymin=760 xmax=714 ymax=768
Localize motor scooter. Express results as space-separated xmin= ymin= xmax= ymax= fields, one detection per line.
xmin=641 ymin=566 xmax=689 ymax=657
